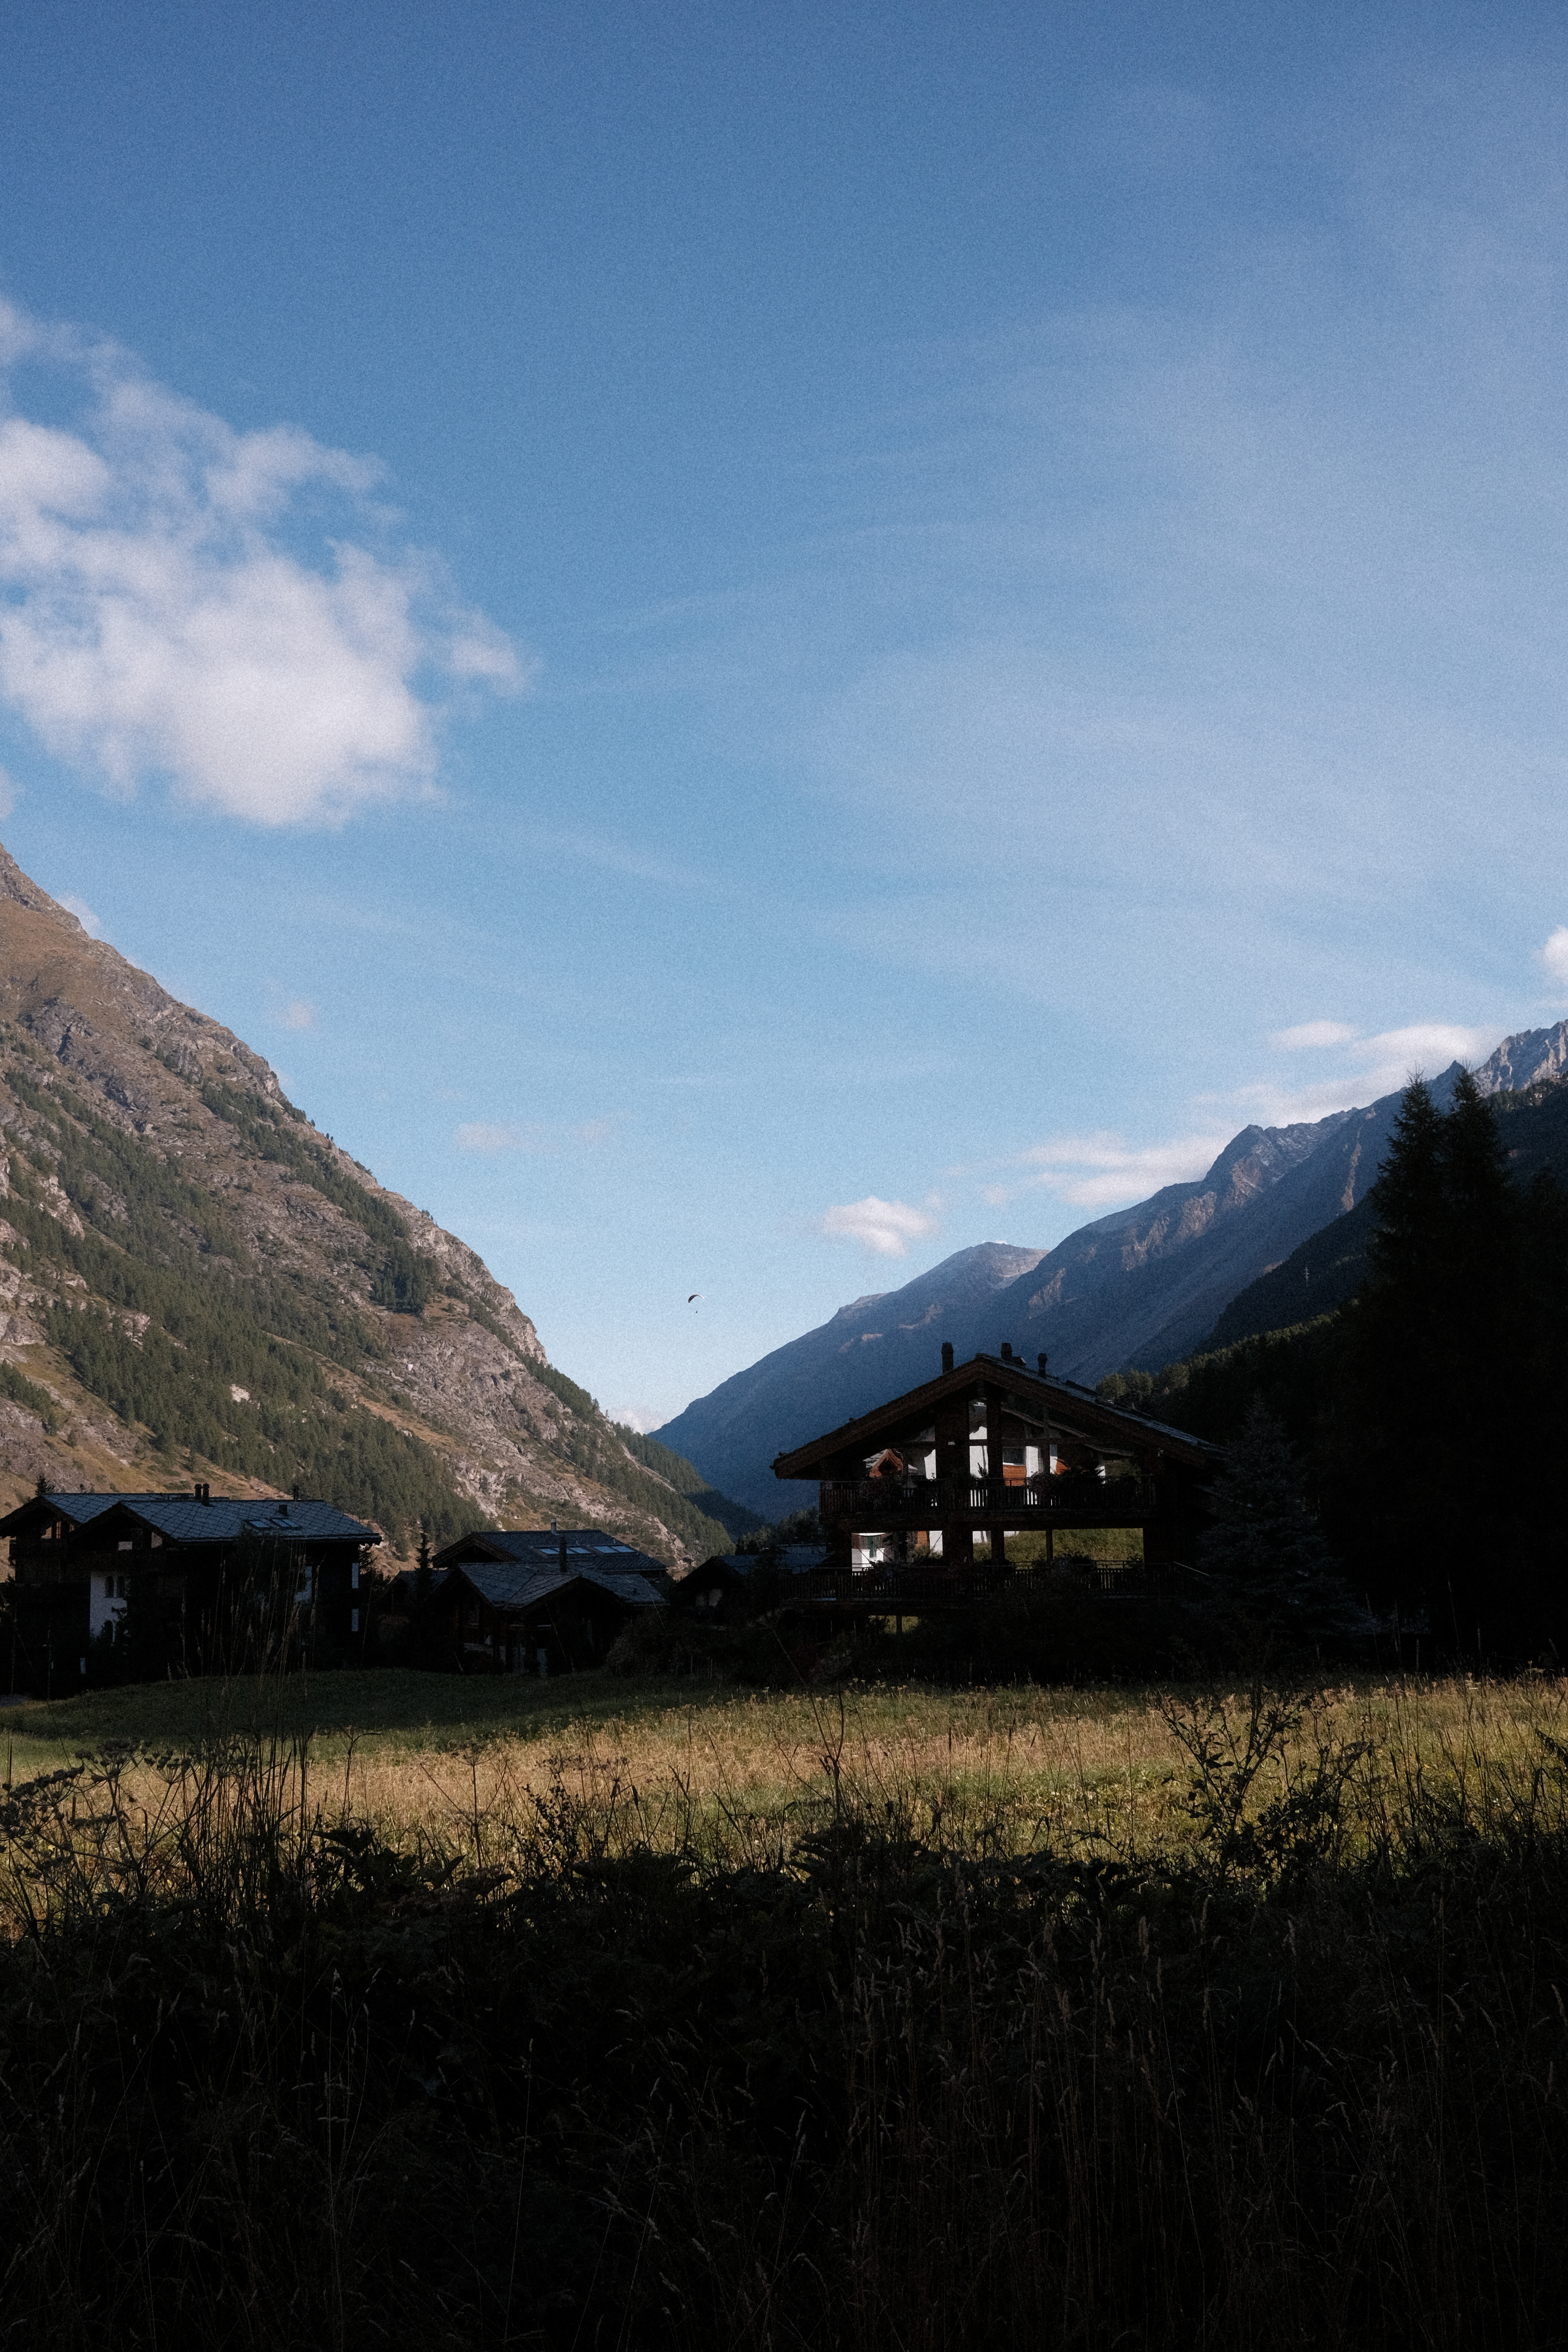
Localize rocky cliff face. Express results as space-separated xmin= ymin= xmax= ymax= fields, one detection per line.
xmin=0 ymin=843 xmax=731 ymax=1564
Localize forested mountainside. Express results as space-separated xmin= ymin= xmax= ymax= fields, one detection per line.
xmin=1205 ymin=1069 xmax=1568 ymax=1352
xmin=1099 ymin=1070 xmax=1568 ymax=1657
xmin=0 ymin=843 xmax=736 ymax=1564
xmin=661 ymin=1024 xmax=1568 ymax=1517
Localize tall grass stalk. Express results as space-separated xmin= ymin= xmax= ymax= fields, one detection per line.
xmin=1 ymin=1675 xmax=1567 ymax=2346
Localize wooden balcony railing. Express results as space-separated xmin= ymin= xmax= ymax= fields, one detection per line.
xmin=789 ymin=1559 xmax=1162 ymax=1606
xmin=818 ymin=1473 xmax=1154 ymax=1525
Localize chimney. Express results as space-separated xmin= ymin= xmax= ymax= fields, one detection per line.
xmin=1037 ymin=1353 xmax=1048 ymax=1377
xmin=1000 ymin=1341 xmax=1013 ymax=1361
xmin=941 ymin=1342 xmax=954 ymax=1373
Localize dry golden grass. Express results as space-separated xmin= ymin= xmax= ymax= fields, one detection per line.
xmin=181 ymin=1674 xmax=1568 ymax=1868
xmin=10 ymin=1670 xmax=1568 ymax=1877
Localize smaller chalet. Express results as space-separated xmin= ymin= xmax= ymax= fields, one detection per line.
xmin=1 ymin=1486 xmax=380 ymax=1694
xmin=427 ymin=1527 xmax=667 ymax=1675
xmin=675 ymin=1547 xmax=827 ymax=1625
xmin=773 ymin=1343 xmax=1218 ymax=1583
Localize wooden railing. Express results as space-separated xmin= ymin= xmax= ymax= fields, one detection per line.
xmin=788 ymin=1559 xmax=1162 ymax=1605
xmin=818 ymin=1473 xmax=1153 ymax=1523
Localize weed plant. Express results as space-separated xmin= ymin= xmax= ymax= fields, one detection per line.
xmin=3 ymin=1675 xmax=1568 ymax=2347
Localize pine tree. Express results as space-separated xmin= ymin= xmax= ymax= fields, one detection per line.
xmin=1200 ymin=1401 xmax=1363 ymax=1647
xmin=1332 ymin=1069 xmax=1568 ymax=1653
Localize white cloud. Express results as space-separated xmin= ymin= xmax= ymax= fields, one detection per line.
xmin=1540 ymin=927 xmax=1568 ymax=988
xmin=1349 ymin=1023 xmax=1494 ymax=1089
xmin=59 ymin=892 xmax=104 ymax=937
xmin=455 ymin=1118 xmax=613 ymax=1155
xmin=280 ymin=998 xmax=315 ymax=1030
xmin=457 ymin=1121 xmax=529 ymax=1153
xmin=610 ymin=1404 xmax=665 ymax=1434
xmin=1271 ymin=1019 xmax=1358 ymax=1050
xmin=0 ymin=764 xmax=17 ymax=819
xmin=0 ymin=300 xmax=526 ymax=825
xmin=1223 ymin=1020 xmax=1499 ymax=1123
xmin=817 ymin=1195 xmax=940 ymax=1257
xmin=1003 ymin=1129 xmax=1231 ymax=1212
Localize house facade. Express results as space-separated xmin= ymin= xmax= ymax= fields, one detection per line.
xmin=772 ymin=1344 xmax=1217 ymax=1582
xmin=1 ymin=1486 xmax=380 ymax=1693
xmin=425 ymin=1528 xmax=668 ymax=1674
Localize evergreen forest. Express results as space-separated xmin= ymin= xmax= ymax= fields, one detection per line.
xmin=1100 ymin=1070 xmax=1568 ymax=1658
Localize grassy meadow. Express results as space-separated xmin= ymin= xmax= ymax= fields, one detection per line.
xmin=6 ymin=1663 xmax=1568 ymax=1870
xmin=6 ymin=1664 xmax=1568 ymax=2349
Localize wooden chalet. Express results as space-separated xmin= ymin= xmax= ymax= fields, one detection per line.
xmin=0 ymin=1485 xmax=380 ymax=1694
xmin=427 ymin=1528 xmax=667 ymax=1675
xmin=772 ymin=1342 xmax=1217 ymax=1595
xmin=675 ymin=1547 xmax=827 ymax=1625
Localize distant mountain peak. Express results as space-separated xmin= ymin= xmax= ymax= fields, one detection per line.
xmin=1475 ymin=1021 xmax=1568 ymax=1096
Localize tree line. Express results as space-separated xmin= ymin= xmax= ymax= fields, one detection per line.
xmin=1102 ymin=1071 xmax=1568 ymax=1658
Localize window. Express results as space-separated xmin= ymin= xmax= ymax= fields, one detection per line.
xmin=351 ymin=1608 xmax=359 ymax=1634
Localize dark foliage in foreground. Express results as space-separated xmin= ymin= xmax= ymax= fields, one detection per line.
xmin=1104 ymin=1074 xmax=1568 ymax=1661
xmin=4 ymin=1692 xmax=1568 ymax=2349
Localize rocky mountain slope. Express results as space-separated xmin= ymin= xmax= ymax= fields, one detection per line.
xmin=0 ymin=842 xmax=737 ymax=1565
xmin=661 ymin=1025 xmax=1568 ymax=1516
xmin=1206 ymin=1057 xmax=1568 ymax=1352
xmin=655 ymin=1242 xmax=1050 ymax=1517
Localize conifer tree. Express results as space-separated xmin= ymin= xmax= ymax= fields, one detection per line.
xmin=1199 ymin=1400 xmax=1362 ymax=1647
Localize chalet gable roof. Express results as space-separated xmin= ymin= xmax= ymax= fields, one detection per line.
xmin=0 ymin=1491 xmax=379 ymax=1545
xmin=771 ymin=1352 xmax=1217 ymax=1480
xmin=444 ymin=1560 xmax=665 ymax=1614
xmin=433 ymin=1527 xmax=667 ymax=1578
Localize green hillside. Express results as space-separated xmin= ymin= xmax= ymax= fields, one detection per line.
xmin=0 ymin=1034 xmax=738 ymax=1557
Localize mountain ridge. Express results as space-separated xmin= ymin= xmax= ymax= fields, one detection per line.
xmin=0 ymin=841 xmax=741 ymax=1564
xmin=659 ymin=1027 xmax=1568 ymax=1515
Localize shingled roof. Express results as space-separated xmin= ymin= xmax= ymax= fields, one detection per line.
xmin=444 ymin=1561 xmax=666 ymax=1613
xmin=0 ymin=1491 xmax=379 ymax=1545
xmin=434 ymin=1528 xmax=668 ymax=1578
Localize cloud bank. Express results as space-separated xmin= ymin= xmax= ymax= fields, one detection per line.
xmin=1540 ymin=928 xmax=1568 ymax=989
xmin=456 ymin=1118 xmax=613 ymax=1155
xmin=818 ymin=1195 xmax=940 ymax=1257
xmin=989 ymin=1130 xmax=1231 ymax=1213
xmin=0 ymin=302 xmax=523 ymax=825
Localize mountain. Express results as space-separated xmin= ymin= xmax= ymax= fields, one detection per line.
xmin=662 ymin=1024 xmax=1568 ymax=1516
xmin=655 ymin=1243 xmax=1048 ymax=1516
xmin=1207 ymin=1057 xmax=1568 ymax=1351
xmin=0 ymin=841 xmax=741 ymax=1565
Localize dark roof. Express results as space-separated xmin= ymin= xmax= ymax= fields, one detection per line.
xmin=445 ymin=1561 xmax=665 ymax=1614
xmin=772 ymin=1352 xmax=1218 ymax=1479
xmin=698 ymin=1547 xmax=825 ymax=1579
xmin=0 ymin=1491 xmax=379 ymax=1544
xmin=433 ymin=1528 xmax=668 ymax=1578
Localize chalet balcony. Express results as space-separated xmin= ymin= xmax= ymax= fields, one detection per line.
xmin=818 ymin=1472 xmax=1155 ymax=1529
xmin=789 ymin=1558 xmax=1164 ymax=1610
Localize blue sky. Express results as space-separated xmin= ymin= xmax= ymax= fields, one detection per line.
xmin=2 ymin=2 xmax=1568 ymax=1427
